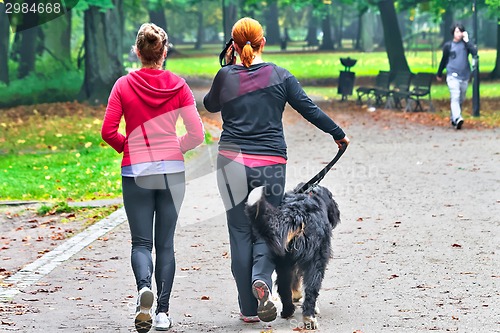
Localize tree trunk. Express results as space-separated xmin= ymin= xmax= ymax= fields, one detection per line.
xmin=0 ymin=3 xmax=10 ymax=85
xmin=377 ymin=0 xmax=410 ymax=74
xmin=490 ymin=17 xmax=500 ymax=79
xmin=195 ymin=7 xmax=204 ymax=50
xmin=79 ymin=1 xmax=124 ymax=105
xmin=441 ymin=8 xmax=453 ymax=47
xmin=17 ymin=27 xmax=39 ymax=79
xmin=264 ymin=0 xmax=280 ymax=45
xmin=305 ymin=6 xmax=317 ymax=45
xmin=320 ymin=6 xmax=334 ymax=50
xmin=148 ymin=3 xmax=167 ymax=33
xmin=338 ymin=4 xmax=344 ymax=49
xmin=222 ymin=0 xmax=238 ymax=44
xmin=41 ymin=11 xmax=72 ymax=68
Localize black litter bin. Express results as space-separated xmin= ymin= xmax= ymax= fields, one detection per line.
xmin=338 ymin=57 xmax=357 ymax=101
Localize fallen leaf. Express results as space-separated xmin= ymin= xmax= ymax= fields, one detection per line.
xmin=451 ymin=244 xmax=462 ymax=248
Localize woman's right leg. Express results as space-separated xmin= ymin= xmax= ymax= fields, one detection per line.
xmin=122 ymin=176 xmax=155 ymax=291
xmin=216 ymin=155 xmax=258 ymax=317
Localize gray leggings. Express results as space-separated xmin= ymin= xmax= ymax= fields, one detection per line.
xmin=216 ymin=155 xmax=286 ymax=317
xmin=122 ymin=173 xmax=185 ymax=314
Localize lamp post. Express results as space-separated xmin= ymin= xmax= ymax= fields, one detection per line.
xmin=472 ymin=0 xmax=480 ymax=117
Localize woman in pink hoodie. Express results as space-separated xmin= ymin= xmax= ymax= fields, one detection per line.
xmin=101 ymin=23 xmax=204 ymax=332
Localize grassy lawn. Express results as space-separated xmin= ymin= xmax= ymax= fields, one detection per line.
xmin=0 ymin=105 xmax=204 ymax=201
xmin=303 ymin=81 xmax=500 ymax=100
xmin=166 ymin=46 xmax=497 ymax=80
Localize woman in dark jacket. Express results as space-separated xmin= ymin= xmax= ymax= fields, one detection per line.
xmin=203 ymin=17 xmax=349 ymax=324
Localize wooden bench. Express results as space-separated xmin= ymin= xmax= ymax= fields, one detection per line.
xmin=378 ymin=71 xmax=413 ymax=109
xmin=403 ymin=72 xmax=434 ymax=112
xmin=356 ymin=71 xmax=390 ymax=106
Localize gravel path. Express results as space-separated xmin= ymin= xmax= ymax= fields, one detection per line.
xmin=0 ymin=95 xmax=498 ymax=333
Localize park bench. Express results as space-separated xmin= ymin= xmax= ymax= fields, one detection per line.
xmin=403 ymin=72 xmax=435 ymax=112
xmin=377 ymin=71 xmax=413 ymax=109
xmin=356 ymin=70 xmax=390 ymax=106
xmin=302 ymin=39 xmax=319 ymax=50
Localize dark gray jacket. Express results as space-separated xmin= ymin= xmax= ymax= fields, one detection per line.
xmin=437 ymin=40 xmax=477 ymax=80
xmin=203 ymin=62 xmax=345 ymax=159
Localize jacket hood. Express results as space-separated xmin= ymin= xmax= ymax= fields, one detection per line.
xmin=127 ymin=68 xmax=185 ymax=107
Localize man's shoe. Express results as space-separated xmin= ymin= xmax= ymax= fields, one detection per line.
xmin=456 ymin=118 xmax=464 ymax=129
xmin=154 ymin=312 xmax=173 ymax=331
xmin=252 ymin=280 xmax=277 ymax=322
xmin=135 ymin=287 xmax=154 ymax=333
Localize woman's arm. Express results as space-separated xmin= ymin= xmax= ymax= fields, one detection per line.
xmin=178 ymin=86 xmax=205 ymax=153
xmin=203 ymin=69 xmax=227 ymax=112
xmin=285 ymin=75 xmax=346 ymax=141
xmin=101 ymin=81 xmax=126 ymax=153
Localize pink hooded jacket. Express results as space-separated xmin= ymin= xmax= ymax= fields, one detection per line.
xmin=102 ymin=68 xmax=205 ymax=167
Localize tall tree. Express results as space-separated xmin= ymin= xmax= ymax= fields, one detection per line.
xmin=491 ymin=17 xmax=500 ymax=78
xmin=147 ymin=1 xmax=167 ymax=32
xmin=194 ymin=0 xmax=205 ymax=49
xmin=376 ymin=0 xmax=410 ymax=73
xmin=222 ymin=0 xmax=238 ymax=43
xmin=0 ymin=3 xmax=9 ymax=85
xmin=264 ymin=0 xmax=280 ymax=45
xmin=79 ymin=0 xmax=124 ymax=104
xmin=41 ymin=12 xmax=72 ymax=68
xmin=440 ymin=6 xmax=454 ymax=46
xmin=305 ymin=6 xmax=318 ymax=46
xmin=319 ymin=2 xmax=334 ymax=50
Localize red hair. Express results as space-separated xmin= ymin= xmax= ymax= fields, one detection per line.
xmin=231 ymin=17 xmax=264 ymax=68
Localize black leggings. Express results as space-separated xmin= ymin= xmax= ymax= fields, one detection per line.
xmin=216 ymin=155 xmax=286 ymax=317
xmin=122 ymin=173 xmax=185 ymax=314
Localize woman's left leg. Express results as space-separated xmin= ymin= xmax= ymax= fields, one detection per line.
xmin=151 ymin=172 xmax=186 ymax=314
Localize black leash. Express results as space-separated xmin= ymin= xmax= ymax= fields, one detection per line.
xmin=294 ymin=143 xmax=348 ymax=194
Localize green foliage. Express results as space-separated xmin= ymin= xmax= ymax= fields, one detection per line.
xmin=37 ymin=201 xmax=75 ymax=215
xmin=0 ymin=106 xmax=211 ymax=201
xmin=0 ymin=55 xmax=82 ymax=108
xmin=74 ymin=0 xmax=115 ymax=11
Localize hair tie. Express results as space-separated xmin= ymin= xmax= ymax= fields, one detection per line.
xmin=246 ymin=41 xmax=251 ymax=45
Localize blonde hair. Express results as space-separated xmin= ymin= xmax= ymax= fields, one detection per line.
xmin=134 ymin=23 xmax=168 ymax=67
xmin=231 ymin=17 xmax=264 ymax=68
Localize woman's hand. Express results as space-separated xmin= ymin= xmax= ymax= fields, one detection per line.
xmin=225 ymin=44 xmax=236 ymax=65
xmin=335 ymin=136 xmax=350 ymax=149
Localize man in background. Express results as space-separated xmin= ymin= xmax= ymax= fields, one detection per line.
xmin=436 ymin=23 xmax=478 ymax=130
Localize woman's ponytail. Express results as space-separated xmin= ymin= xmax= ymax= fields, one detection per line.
xmin=231 ymin=18 xmax=264 ymax=68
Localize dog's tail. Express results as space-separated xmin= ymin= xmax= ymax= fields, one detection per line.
xmin=245 ymin=186 xmax=286 ymax=256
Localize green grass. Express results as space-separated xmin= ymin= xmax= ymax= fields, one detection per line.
xmin=0 ymin=106 xmax=208 ymax=201
xmin=166 ymin=46 xmax=497 ymax=80
xmin=303 ymin=81 xmax=500 ymax=100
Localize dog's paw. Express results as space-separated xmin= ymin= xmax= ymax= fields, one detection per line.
xmin=280 ymin=303 xmax=295 ymax=319
xmin=314 ymin=304 xmax=320 ymax=315
xmin=292 ymin=289 xmax=303 ymax=303
xmin=247 ymin=186 xmax=265 ymax=206
xmin=302 ymin=315 xmax=318 ymax=330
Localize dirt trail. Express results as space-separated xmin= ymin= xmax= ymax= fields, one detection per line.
xmin=0 ymin=94 xmax=499 ymax=333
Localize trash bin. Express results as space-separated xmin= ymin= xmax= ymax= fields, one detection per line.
xmin=338 ymin=57 xmax=357 ymax=101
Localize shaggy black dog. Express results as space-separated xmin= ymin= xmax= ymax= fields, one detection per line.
xmin=245 ymin=184 xmax=340 ymax=330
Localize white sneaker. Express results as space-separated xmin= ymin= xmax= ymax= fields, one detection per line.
xmin=135 ymin=287 xmax=154 ymax=333
xmin=154 ymin=312 xmax=173 ymax=331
